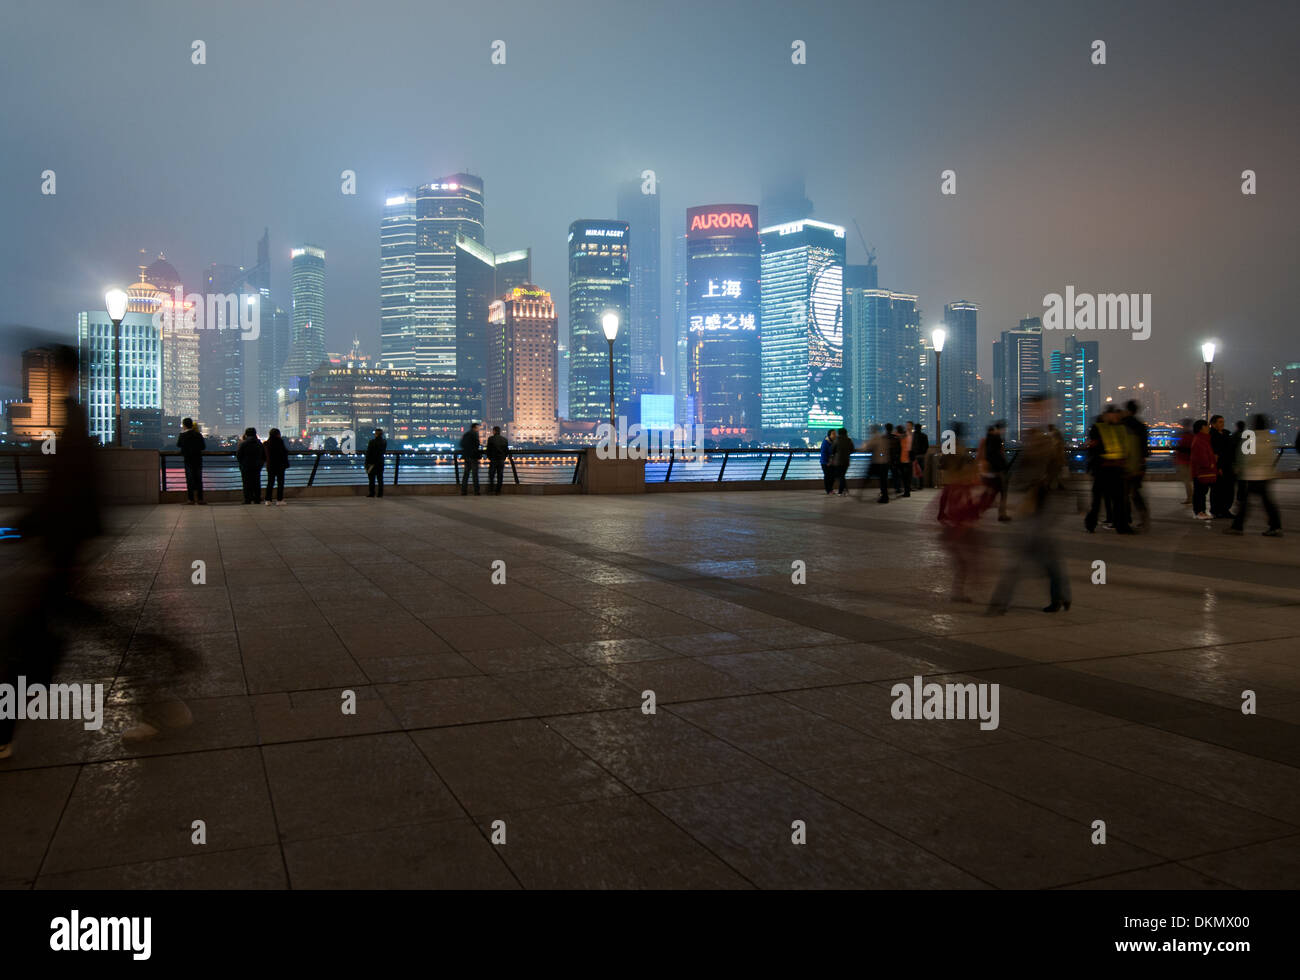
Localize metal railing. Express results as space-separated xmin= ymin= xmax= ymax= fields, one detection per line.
xmin=156 ymin=449 xmax=585 ymax=493
xmin=0 ymin=445 xmax=1296 ymax=496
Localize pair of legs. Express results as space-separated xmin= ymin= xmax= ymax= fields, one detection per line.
xmin=488 ymin=460 xmax=505 ymax=493
xmin=991 ymin=512 xmax=1070 ymax=611
xmin=184 ymin=461 xmax=204 ymax=503
xmin=1232 ymin=480 xmax=1281 ymax=531
xmin=367 ymin=467 xmax=384 ymax=497
xmin=1210 ymin=473 xmax=1236 ymax=517
xmin=461 ymin=461 xmax=480 ymax=494
xmin=894 ymin=462 xmax=911 ymax=497
xmin=1193 ymin=480 xmax=1211 ymax=515
xmin=1127 ymin=473 xmax=1147 ymax=527
xmin=266 ymin=469 xmax=286 ymax=502
xmin=240 ymin=467 xmax=262 ymax=503
xmin=821 ymin=464 xmax=834 ymax=494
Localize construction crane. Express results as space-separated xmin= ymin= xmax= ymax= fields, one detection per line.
xmin=852 ymin=218 xmax=877 ymax=269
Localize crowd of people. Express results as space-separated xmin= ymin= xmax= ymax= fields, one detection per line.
xmin=819 ymin=400 xmax=1289 ymax=614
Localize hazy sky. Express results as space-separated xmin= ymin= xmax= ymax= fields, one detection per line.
xmin=2 ymin=0 xmax=1296 ymax=405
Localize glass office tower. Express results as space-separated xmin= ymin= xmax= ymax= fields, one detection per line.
xmin=567 ymin=220 xmax=630 ymax=423
xmin=759 ymin=219 xmax=846 ymax=442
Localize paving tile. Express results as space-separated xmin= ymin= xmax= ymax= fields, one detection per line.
xmin=262 ymin=733 xmax=464 ymax=841
xmin=411 ymin=719 xmax=629 ymax=815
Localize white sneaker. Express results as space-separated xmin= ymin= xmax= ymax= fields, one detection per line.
xmin=263 ymin=500 xmax=271 ymax=506
xmin=276 ymin=500 xmax=285 ymax=506
xmin=1195 ymin=512 xmax=1212 ymax=520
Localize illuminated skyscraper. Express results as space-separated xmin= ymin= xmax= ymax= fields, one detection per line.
xmin=992 ymin=318 xmax=1045 ymax=442
xmin=941 ymin=301 xmax=979 ymax=436
xmin=759 ymin=219 xmax=846 ymax=441
xmin=6 ymin=347 xmax=71 ymax=439
xmin=77 ymin=306 xmax=162 ymax=446
xmin=567 ymin=220 xmax=630 ymax=423
xmin=616 ymin=177 xmax=661 ymax=398
xmin=455 ymin=235 xmax=532 ymax=392
xmin=685 ymin=205 xmax=761 ymax=441
xmin=139 ymin=255 xmax=200 ymax=424
xmin=381 ymin=174 xmax=485 ymax=374
xmin=487 ymin=284 xmax=558 ymax=444
xmin=843 ymin=288 xmax=920 ymax=436
xmin=284 ymin=245 xmax=327 ymax=387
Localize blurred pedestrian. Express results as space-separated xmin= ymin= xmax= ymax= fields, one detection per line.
xmin=1228 ymin=415 xmax=1283 ymax=536
xmin=1174 ymin=418 xmax=1193 ymax=505
xmin=978 ymin=422 xmax=1011 ymax=521
xmin=1122 ymin=400 xmax=1149 ymax=530
xmin=989 ymin=397 xmax=1071 ymax=614
xmin=891 ymin=422 xmax=910 ymax=498
xmin=866 ymin=425 xmax=889 ymax=502
xmin=936 ymin=444 xmax=996 ymax=602
xmin=236 ymin=427 xmax=264 ymax=504
xmin=176 ymin=417 xmax=206 ymax=504
xmin=263 ymin=428 xmax=290 ymax=505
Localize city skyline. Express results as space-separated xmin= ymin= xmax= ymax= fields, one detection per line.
xmin=2 ymin=0 xmax=1295 ymax=411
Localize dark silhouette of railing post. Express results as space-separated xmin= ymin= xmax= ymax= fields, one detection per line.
xmin=453 ymin=451 xmax=461 ymax=486
xmin=779 ymin=452 xmax=794 ymax=480
xmin=509 ymin=453 xmax=519 ymax=484
xmin=308 ymin=451 xmax=322 ymax=487
xmin=716 ymin=450 xmax=729 ymax=482
xmin=393 ymin=451 xmax=400 ymax=487
xmin=14 ymin=455 xmax=23 ymax=494
xmin=760 ymin=452 xmax=774 ymax=480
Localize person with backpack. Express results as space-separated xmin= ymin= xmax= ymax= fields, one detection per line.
xmin=235 ymin=427 xmax=264 ymax=504
xmin=1085 ymin=406 xmax=1133 ymax=533
xmin=176 ymin=417 xmax=207 ymax=505
xmin=264 ymin=428 xmax=290 ymax=505
xmin=365 ymin=428 xmax=387 ymax=498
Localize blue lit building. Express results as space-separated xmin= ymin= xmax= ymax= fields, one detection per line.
xmin=843 ymin=286 xmax=920 ymax=438
xmin=759 ymin=219 xmax=846 ymax=442
xmin=941 ymin=301 xmax=979 ymax=437
xmin=77 ymin=309 xmax=162 ymax=446
xmin=567 ymin=220 xmax=631 ymax=423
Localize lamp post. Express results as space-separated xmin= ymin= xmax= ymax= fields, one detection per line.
xmin=931 ymin=327 xmax=946 ymax=435
xmin=602 ymin=312 xmax=620 ymax=453
xmin=1201 ymin=341 xmax=1216 ymax=420
xmin=105 ymin=288 xmax=129 ymax=447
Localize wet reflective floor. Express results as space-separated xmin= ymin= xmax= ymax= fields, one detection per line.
xmin=1 ymin=482 xmax=1298 ymax=888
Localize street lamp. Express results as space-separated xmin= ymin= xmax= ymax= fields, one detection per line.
xmin=602 ymin=312 xmax=620 ymax=451
xmin=931 ymin=327 xmax=946 ymax=435
xmin=1201 ymin=341 xmax=1216 ymax=419
xmin=105 ymin=288 xmax=129 ymax=447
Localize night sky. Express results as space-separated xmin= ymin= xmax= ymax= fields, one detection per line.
xmin=2 ymin=0 xmax=1296 ymax=405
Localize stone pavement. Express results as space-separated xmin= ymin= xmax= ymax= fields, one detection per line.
xmin=2 ymin=482 xmax=1298 ymax=889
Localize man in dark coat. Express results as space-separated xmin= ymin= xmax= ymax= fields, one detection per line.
xmin=910 ymin=424 xmax=930 ymax=490
xmin=365 ymin=428 xmax=387 ymax=498
xmin=460 ymin=422 xmax=482 ymax=495
xmin=486 ymin=425 xmax=509 ymax=495
xmin=235 ymin=428 xmax=264 ymax=504
xmin=176 ymin=417 xmax=207 ymax=504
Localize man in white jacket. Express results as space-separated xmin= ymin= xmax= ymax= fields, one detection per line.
xmin=1228 ymin=415 xmax=1283 ymax=537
